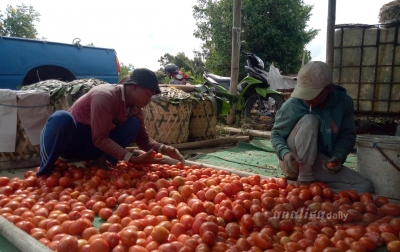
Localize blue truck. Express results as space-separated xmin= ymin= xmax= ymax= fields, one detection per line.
xmin=0 ymin=37 xmax=120 ymax=89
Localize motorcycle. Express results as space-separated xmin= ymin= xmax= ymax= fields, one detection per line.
xmin=202 ymin=51 xmax=284 ymax=126
xmin=164 ymin=63 xmax=192 ymax=85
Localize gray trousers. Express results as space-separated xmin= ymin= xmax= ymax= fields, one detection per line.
xmin=279 ymin=114 xmax=374 ymax=193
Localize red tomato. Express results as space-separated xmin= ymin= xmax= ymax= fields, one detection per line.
xmin=116 ymin=203 xmax=130 ymax=218
xmin=149 ymin=151 xmax=157 ymax=158
xmin=57 ymin=235 xmax=78 ymax=252
xmin=279 ymin=219 xmax=295 ymax=232
xmin=15 ymin=220 xmax=34 ymax=234
xmin=322 ymin=188 xmax=334 ymax=200
xmin=46 ymin=225 xmax=64 ymax=241
xmin=89 ymin=238 xmax=109 ymax=252
xmin=359 ymin=192 xmax=374 ymax=203
xmin=350 ymin=241 xmax=367 ymax=252
xmin=151 ymin=225 xmax=170 ymax=243
xmin=364 ymin=231 xmax=383 ymax=247
xmin=199 ymin=221 xmax=219 ymax=237
xmin=345 ymin=227 xmax=364 ymax=241
xmin=381 ymin=232 xmax=398 ymax=245
xmin=119 ymin=228 xmax=138 ymax=247
xmin=68 ymin=218 xmax=90 ymax=236
xmin=314 ymin=236 xmax=331 ymax=251
xmin=58 ymin=177 xmax=72 ymax=188
xmin=326 ymin=162 xmax=338 ymax=168
xmin=102 ymin=232 xmax=120 ymax=250
xmin=240 ymin=214 xmax=254 ymax=231
xmin=45 ymin=176 xmax=59 ymax=187
xmin=387 ymin=240 xmax=400 ymax=252
xmin=162 ymin=204 xmax=177 ymax=219
xmin=381 ymin=203 xmax=400 ymax=217
xmin=374 ymin=197 xmax=389 ymax=207
xmin=254 ymin=232 xmax=272 ymax=249
xmin=0 ymin=177 xmax=10 ymax=186
xmin=225 ymin=222 xmax=240 ymax=239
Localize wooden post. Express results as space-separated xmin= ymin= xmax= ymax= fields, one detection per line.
xmin=227 ymin=0 xmax=242 ymax=125
xmin=326 ymin=0 xmax=336 ymax=68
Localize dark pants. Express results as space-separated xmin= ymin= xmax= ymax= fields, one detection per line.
xmin=37 ymin=110 xmax=139 ymax=176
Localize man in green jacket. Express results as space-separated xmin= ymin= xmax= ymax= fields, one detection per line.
xmin=270 ymin=61 xmax=374 ymax=193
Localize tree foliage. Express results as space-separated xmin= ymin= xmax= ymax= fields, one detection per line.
xmin=158 ymin=52 xmax=196 ymax=73
xmin=118 ymin=63 xmax=135 ymax=80
xmin=0 ymin=3 xmax=40 ymax=38
xmin=193 ymin=0 xmax=318 ymax=75
xmin=158 ymin=52 xmax=205 ymax=83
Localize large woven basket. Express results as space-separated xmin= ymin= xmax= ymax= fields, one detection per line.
xmin=0 ymin=115 xmax=40 ymax=162
xmin=189 ymin=99 xmax=217 ymax=141
xmin=143 ymin=87 xmax=193 ymax=144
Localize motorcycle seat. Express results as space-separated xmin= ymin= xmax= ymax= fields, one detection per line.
xmin=208 ymin=73 xmax=231 ymax=83
xmin=208 ymin=73 xmax=231 ymax=91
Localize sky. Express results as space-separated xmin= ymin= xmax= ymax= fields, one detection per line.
xmin=2 ymin=0 xmax=392 ymax=71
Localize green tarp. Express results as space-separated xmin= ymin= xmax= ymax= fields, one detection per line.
xmin=191 ymin=138 xmax=358 ymax=177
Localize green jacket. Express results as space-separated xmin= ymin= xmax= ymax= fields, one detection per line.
xmin=270 ymin=85 xmax=356 ymax=162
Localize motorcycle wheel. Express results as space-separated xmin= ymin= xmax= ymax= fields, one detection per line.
xmin=243 ymin=93 xmax=283 ymax=126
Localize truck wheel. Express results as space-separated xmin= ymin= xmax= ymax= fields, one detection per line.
xmin=243 ymin=93 xmax=283 ymax=126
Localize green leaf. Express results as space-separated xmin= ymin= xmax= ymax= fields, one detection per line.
xmin=70 ymin=84 xmax=83 ymax=95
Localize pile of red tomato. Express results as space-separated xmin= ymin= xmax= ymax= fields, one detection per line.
xmin=0 ymin=158 xmax=399 ymax=252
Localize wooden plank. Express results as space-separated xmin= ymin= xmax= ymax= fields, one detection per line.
xmin=0 ymin=215 xmax=53 ymax=252
xmin=218 ymin=126 xmax=272 ymax=139
xmin=127 ymin=136 xmax=250 ymax=152
xmin=0 ymin=158 xmax=39 ymax=170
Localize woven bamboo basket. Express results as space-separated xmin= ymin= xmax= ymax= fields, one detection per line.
xmin=143 ymin=87 xmax=193 ymax=144
xmin=189 ymin=99 xmax=217 ymax=141
xmin=0 ymin=115 xmax=40 ymax=162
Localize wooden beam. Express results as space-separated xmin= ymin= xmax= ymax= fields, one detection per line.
xmin=0 ymin=158 xmax=39 ymax=170
xmin=326 ymin=0 xmax=336 ymax=68
xmin=126 ymin=136 xmax=250 ymax=152
xmin=218 ymin=126 xmax=271 ymax=139
xmin=227 ymin=0 xmax=242 ymax=125
xmin=0 ymin=215 xmax=53 ymax=252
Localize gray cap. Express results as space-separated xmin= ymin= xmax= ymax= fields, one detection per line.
xmin=291 ymin=61 xmax=332 ymax=100
xmin=124 ymin=68 xmax=161 ymax=94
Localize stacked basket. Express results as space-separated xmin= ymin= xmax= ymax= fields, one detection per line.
xmin=189 ymin=97 xmax=217 ymax=141
xmin=144 ymin=87 xmax=217 ymax=144
xmin=143 ymin=87 xmax=193 ymax=145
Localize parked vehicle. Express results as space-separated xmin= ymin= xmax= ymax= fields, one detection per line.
xmin=0 ymin=37 xmax=120 ymax=89
xmin=203 ymin=52 xmax=284 ymax=126
xmin=164 ymin=63 xmax=192 ymax=85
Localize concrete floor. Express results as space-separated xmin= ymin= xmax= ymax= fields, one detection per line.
xmin=0 ymin=167 xmax=33 ymax=180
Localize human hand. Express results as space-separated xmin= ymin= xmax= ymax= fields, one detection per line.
xmin=129 ymin=149 xmax=164 ymax=164
xmin=282 ymin=152 xmax=301 ymax=176
xmin=162 ymin=145 xmax=185 ymax=164
xmin=323 ymin=156 xmax=342 ymax=174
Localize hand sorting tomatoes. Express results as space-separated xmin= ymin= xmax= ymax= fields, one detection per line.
xmin=0 ymin=158 xmax=399 ymax=252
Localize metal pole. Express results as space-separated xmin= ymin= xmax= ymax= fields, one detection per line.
xmin=326 ymin=0 xmax=336 ymax=68
xmin=227 ymin=0 xmax=242 ymax=125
